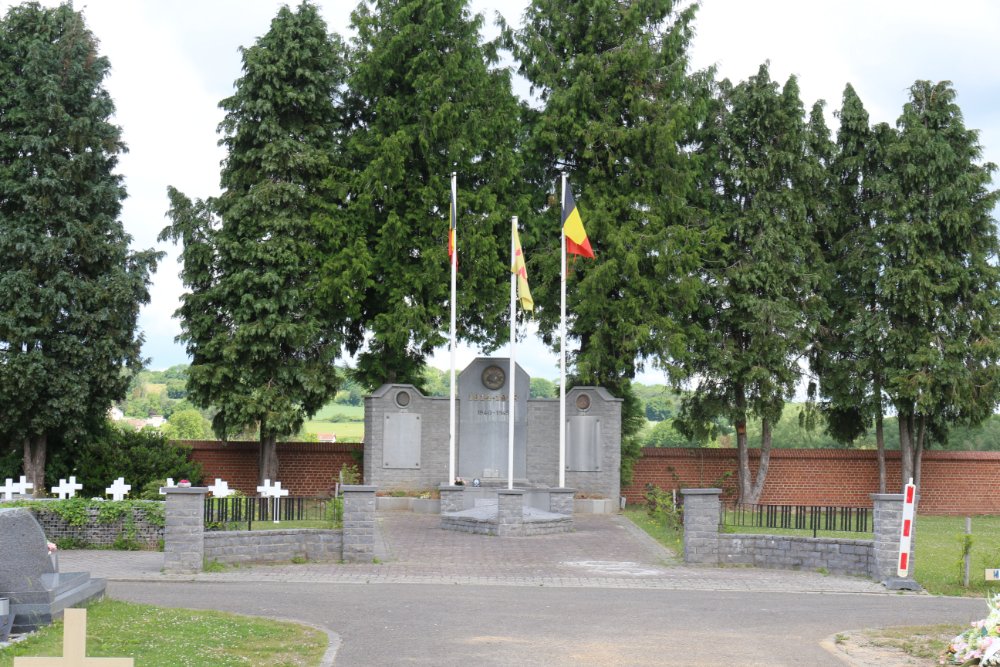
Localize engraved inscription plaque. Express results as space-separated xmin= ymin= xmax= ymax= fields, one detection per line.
xmin=383 ymin=413 xmax=421 ymax=469
xmin=458 ymin=358 xmax=528 ymax=480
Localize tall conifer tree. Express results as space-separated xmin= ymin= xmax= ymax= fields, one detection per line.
xmin=813 ymin=85 xmax=894 ymax=492
xmin=161 ymin=2 xmax=353 ymax=483
xmin=880 ymin=81 xmax=1000 ymax=489
xmin=511 ymin=0 xmax=709 ymax=481
xmin=341 ymin=0 xmax=522 ymax=390
xmin=676 ymin=66 xmax=826 ymax=504
xmin=0 ymin=3 xmax=159 ymax=494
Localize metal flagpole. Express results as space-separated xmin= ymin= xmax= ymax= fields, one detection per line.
xmin=559 ymin=174 xmax=567 ymax=488
xmin=449 ymin=172 xmax=457 ymax=486
xmin=508 ymin=217 xmax=517 ymax=490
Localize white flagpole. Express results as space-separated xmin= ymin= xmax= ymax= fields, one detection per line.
xmin=559 ymin=174 xmax=567 ymax=489
xmin=508 ymin=216 xmax=517 ymax=490
xmin=449 ymin=172 xmax=457 ymax=486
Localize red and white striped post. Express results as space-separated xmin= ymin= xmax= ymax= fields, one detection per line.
xmin=897 ymin=478 xmax=916 ymax=577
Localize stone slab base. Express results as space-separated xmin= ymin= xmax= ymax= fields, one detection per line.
xmin=441 ymin=505 xmax=573 ymax=537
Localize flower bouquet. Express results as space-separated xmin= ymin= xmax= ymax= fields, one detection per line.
xmin=944 ymin=593 xmax=1000 ymax=665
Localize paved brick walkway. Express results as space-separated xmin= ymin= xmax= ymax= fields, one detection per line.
xmin=59 ymin=511 xmax=889 ymax=594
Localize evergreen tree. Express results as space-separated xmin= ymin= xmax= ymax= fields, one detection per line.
xmin=675 ymin=66 xmax=826 ymax=504
xmin=341 ymin=0 xmax=522 ymax=390
xmin=880 ymin=80 xmax=1000 ymax=489
xmin=511 ymin=0 xmax=709 ymax=482
xmin=161 ymin=2 xmax=354 ymax=483
xmin=812 ymin=85 xmax=895 ymax=491
xmin=0 ymin=3 xmax=159 ymax=495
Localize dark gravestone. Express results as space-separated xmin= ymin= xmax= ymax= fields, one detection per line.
xmin=458 ymin=358 xmax=529 ymax=481
xmin=0 ymin=507 xmax=106 ymax=632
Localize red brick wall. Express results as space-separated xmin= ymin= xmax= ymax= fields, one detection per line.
xmin=180 ymin=441 xmax=1000 ymax=514
xmin=182 ymin=440 xmax=362 ymax=497
xmin=623 ymin=448 xmax=1000 ymax=515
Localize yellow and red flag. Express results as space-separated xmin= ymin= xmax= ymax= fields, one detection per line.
xmin=562 ymin=185 xmax=595 ymax=259
xmin=448 ymin=189 xmax=457 ymax=266
xmin=511 ymin=226 xmax=533 ymax=311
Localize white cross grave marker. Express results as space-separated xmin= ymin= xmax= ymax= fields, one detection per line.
xmin=12 ymin=607 xmax=133 ymax=666
xmin=1 ymin=478 xmax=16 ymax=501
xmin=209 ymin=478 xmax=233 ymax=498
xmin=51 ymin=477 xmax=83 ymax=500
xmin=158 ymin=479 xmax=176 ymax=496
xmin=14 ymin=476 xmax=34 ymax=496
xmin=105 ymin=477 xmax=131 ymax=501
xmin=256 ymin=479 xmax=289 ymax=523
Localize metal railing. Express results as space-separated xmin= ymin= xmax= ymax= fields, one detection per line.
xmin=204 ymin=496 xmax=341 ymax=531
xmin=722 ymin=504 xmax=870 ymax=538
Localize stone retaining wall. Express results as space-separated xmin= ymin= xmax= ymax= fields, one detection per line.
xmin=204 ymin=529 xmax=342 ymax=565
xmin=681 ymin=488 xmax=915 ymax=585
xmin=28 ymin=503 xmax=162 ymax=550
xmin=718 ymin=534 xmax=872 ymax=574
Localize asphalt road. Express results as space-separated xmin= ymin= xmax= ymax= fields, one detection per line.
xmin=109 ymin=581 xmax=983 ymax=666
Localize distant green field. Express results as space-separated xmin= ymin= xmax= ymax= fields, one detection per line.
xmin=302 ymin=420 xmax=364 ymax=442
xmin=313 ymin=403 xmax=363 ymax=421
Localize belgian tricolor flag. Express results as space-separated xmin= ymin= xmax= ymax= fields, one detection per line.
xmin=562 ymin=184 xmax=595 ymax=259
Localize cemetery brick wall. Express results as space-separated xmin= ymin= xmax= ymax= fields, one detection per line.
xmin=31 ymin=505 xmax=162 ymax=549
xmin=626 ymin=448 xmax=1000 ymax=515
xmin=182 ymin=441 xmax=999 ymax=515
xmin=184 ymin=440 xmax=361 ymax=497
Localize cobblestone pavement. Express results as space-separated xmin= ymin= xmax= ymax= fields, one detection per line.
xmin=60 ymin=511 xmax=890 ymax=594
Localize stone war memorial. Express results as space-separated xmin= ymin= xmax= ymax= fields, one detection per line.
xmin=364 ymin=357 xmax=622 ymax=535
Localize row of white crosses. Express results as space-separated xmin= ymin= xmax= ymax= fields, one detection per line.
xmin=1 ymin=476 xmax=130 ymax=501
xmin=0 ymin=476 xmax=33 ymax=500
xmin=257 ymin=479 xmax=289 ymax=524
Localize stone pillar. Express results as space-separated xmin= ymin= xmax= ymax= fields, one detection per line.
xmin=548 ymin=488 xmax=575 ymax=516
xmin=342 ymin=485 xmax=377 ymax=563
xmin=681 ymin=488 xmax=721 ymax=565
xmin=497 ymin=489 xmax=525 ymax=537
xmin=439 ymin=485 xmax=465 ymax=514
xmin=871 ymin=493 xmax=921 ymax=589
xmin=162 ymin=487 xmax=208 ymax=574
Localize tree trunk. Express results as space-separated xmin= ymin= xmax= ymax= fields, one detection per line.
xmin=735 ymin=419 xmax=751 ymax=505
xmin=898 ymin=413 xmax=913 ymax=492
xmin=744 ymin=418 xmax=773 ymax=505
xmin=258 ymin=432 xmax=279 ymax=485
xmin=875 ymin=411 xmax=886 ymax=494
xmin=23 ymin=434 xmax=46 ymax=498
xmin=734 ymin=384 xmax=751 ymax=505
xmin=914 ymin=415 xmax=926 ymax=489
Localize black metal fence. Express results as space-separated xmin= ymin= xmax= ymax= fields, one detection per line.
xmin=722 ymin=504 xmax=870 ymax=538
xmin=204 ymin=496 xmax=341 ymax=531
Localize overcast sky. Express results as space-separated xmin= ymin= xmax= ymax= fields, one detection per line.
xmin=3 ymin=0 xmax=998 ymax=385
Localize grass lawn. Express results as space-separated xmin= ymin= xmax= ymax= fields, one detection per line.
xmin=912 ymin=515 xmax=1000 ymax=597
xmin=0 ymin=599 xmax=326 ymax=667
xmin=626 ymin=508 xmax=1000 ymax=597
xmin=622 ymin=507 xmax=683 ymax=556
